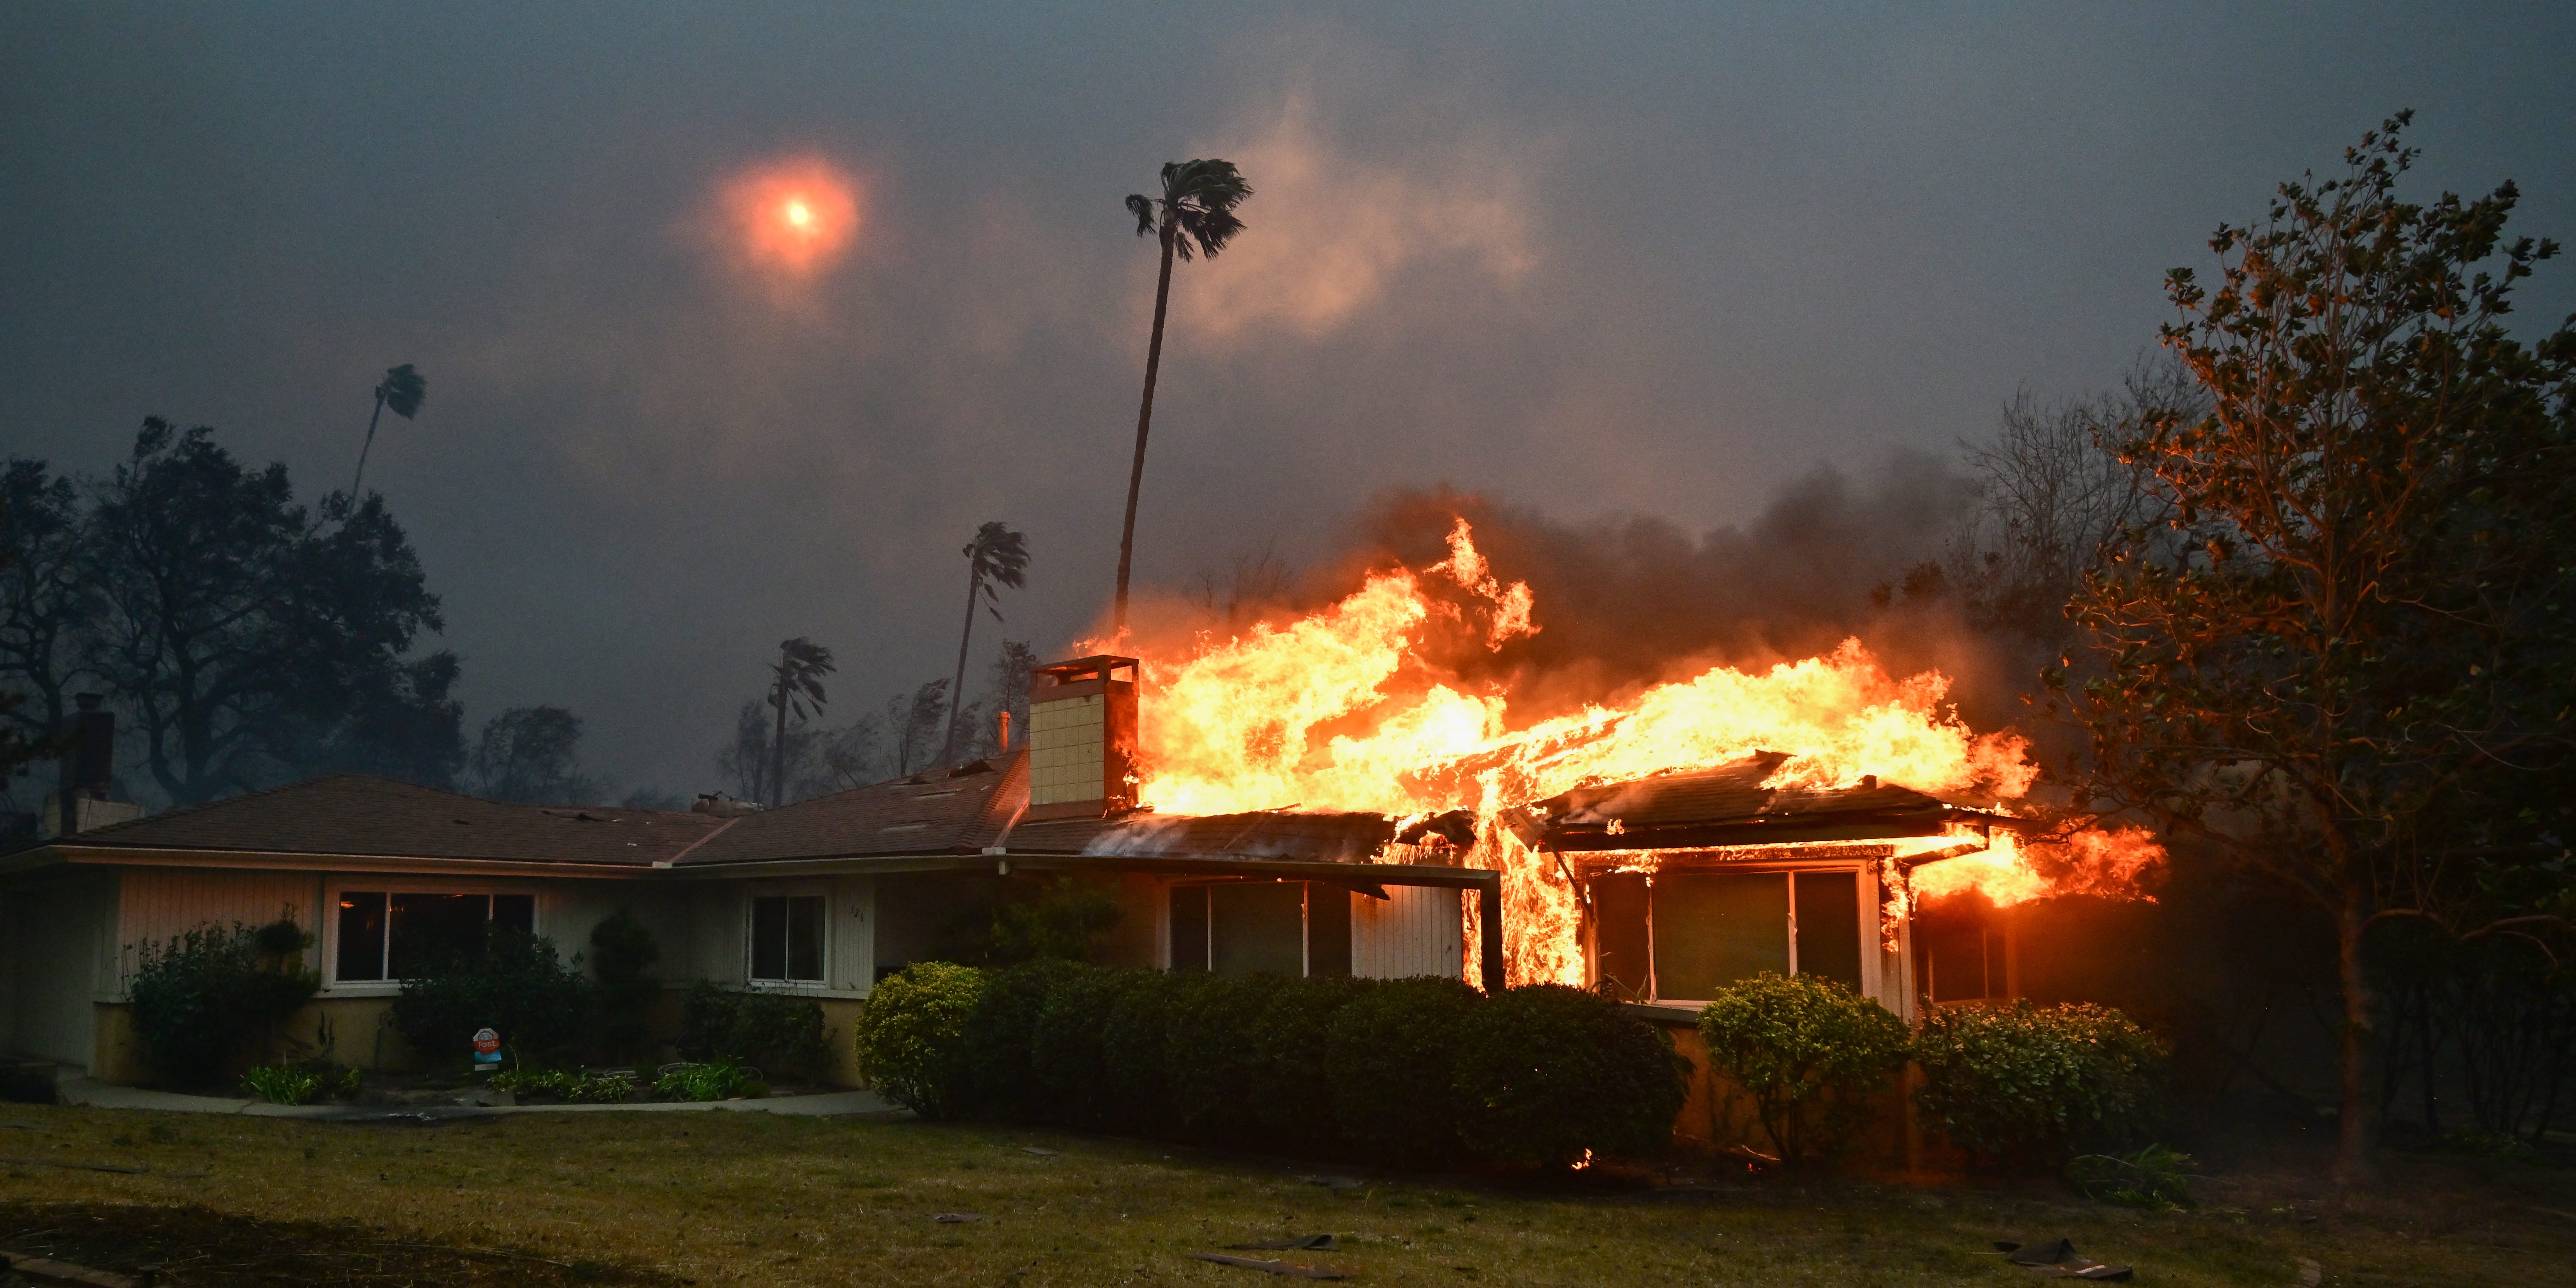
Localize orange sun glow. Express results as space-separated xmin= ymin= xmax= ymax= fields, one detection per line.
xmin=720 ymin=157 xmax=861 ymax=276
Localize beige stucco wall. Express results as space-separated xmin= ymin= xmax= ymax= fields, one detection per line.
xmin=1 ymin=868 xmax=120 ymax=1069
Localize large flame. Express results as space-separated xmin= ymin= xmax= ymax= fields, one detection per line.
xmin=1107 ymin=519 xmax=2156 ymax=985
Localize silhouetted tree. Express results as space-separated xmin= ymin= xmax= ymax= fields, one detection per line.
xmin=940 ymin=522 xmax=1030 ymax=766
xmin=767 ymin=638 xmax=833 ymax=806
xmin=0 ymin=461 xmax=94 ymax=776
xmin=1115 ymin=159 xmax=1252 ymax=637
xmin=349 ymin=363 xmax=425 ymax=498
xmin=467 ymin=705 xmax=594 ymax=804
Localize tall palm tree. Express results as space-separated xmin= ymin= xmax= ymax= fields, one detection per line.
xmin=350 ymin=363 xmax=427 ymax=498
xmin=941 ymin=522 xmax=1031 ymax=765
xmin=1114 ymin=159 xmax=1252 ymax=638
xmin=767 ymin=637 xmax=834 ymax=806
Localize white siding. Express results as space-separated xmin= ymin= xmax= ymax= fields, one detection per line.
xmin=116 ymin=868 xmax=323 ymax=992
xmin=2 ymin=870 xmax=120 ymax=1067
xmin=829 ymin=876 xmax=875 ymax=994
xmin=1351 ymin=885 xmax=1463 ymax=981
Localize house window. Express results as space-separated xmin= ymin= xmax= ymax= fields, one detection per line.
xmin=1168 ymin=881 xmax=1351 ymax=977
xmin=334 ymin=891 xmax=536 ymax=983
xmin=750 ymin=894 xmax=825 ymax=983
xmin=1587 ymin=868 xmax=1863 ymax=1002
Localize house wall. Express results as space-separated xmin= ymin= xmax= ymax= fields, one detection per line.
xmin=1351 ymin=885 xmax=1465 ymax=980
xmin=115 ymin=867 xmax=325 ymax=986
xmin=0 ymin=869 xmax=120 ymax=1070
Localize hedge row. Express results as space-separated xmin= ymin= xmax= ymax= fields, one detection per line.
xmin=857 ymin=962 xmax=1689 ymax=1168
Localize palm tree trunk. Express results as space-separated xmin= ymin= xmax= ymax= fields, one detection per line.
xmin=769 ymin=660 xmax=790 ymax=807
xmin=939 ymin=567 xmax=982 ymax=766
xmin=351 ymin=392 xmax=388 ymax=498
xmin=1113 ymin=223 xmax=1181 ymax=639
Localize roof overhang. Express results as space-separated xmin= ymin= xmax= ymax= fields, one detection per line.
xmin=1535 ymin=804 xmax=2035 ymax=853
xmin=2 ymin=843 xmax=654 ymax=881
xmin=669 ymin=850 xmax=1497 ymax=899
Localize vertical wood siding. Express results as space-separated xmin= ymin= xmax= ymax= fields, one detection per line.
xmin=116 ymin=868 xmax=321 ymax=993
xmin=1351 ymin=885 xmax=1463 ymax=981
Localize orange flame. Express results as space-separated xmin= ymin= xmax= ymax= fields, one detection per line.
xmin=1107 ymin=519 xmax=2157 ymax=985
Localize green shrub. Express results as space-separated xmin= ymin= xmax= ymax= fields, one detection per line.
xmin=1163 ymin=971 xmax=1292 ymax=1141
xmin=957 ymin=962 xmax=1070 ymax=1120
xmin=1698 ymin=972 xmax=1912 ymax=1167
xmin=128 ymin=921 xmax=320 ymax=1087
xmin=1455 ymin=984 xmax=1690 ymax=1168
xmin=588 ymin=910 xmax=662 ymax=1061
xmin=390 ymin=926 xmax=592 ymax=1066
xmin=654 ymin=1057 xmax=766 ymax=1101
xmin=492 ymin=1067 xmax=637 ymax=1103
xmin=854 ymin=962 xmax=988 ymax=1119
xmin=1324 ymin=976 xmax=1481 ymax=1165
xmin=1913 ymin=1000 xmax=2168 ymax=1168
xmin=679 ymin=983 xmax=829 ymax=1078
xmin=241 ymin=1064 xmax=323 ymax=1105
xmin=1099 ymin=968 xmax=1188 ymax=1132
xmin=1246 ymin=976 xmax=1373 ymax=1143
xmin=1027 ymin=962 xmax=1126 ymax=1128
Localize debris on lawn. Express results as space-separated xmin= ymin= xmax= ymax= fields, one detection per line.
xmin=1226 ymin=1235 xmax=1339 ymax=1251
xmin=933 ymin=1213 xmax=985 ymax=1224
xmin=1021 ymin=1147 xmax=1059 ymax=1156
xmin=3 ymin=1251 xmax=148 ymax=1288
xmin=2296 ymin=1258 xmax=2321 ymax=1286
xmin=0 ymin=1157 xmax=207 ymax=1179
xmin=1298 ymin=1175 xmax=1364 ymax=1190
xmin=1994 ymin=1238 xmax=2134 ymax=1281
xmin=1189 ymin=1251 xmax=1350 ymax=1279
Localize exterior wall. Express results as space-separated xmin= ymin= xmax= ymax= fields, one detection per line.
xmin=1351 ymin=884 xmax=1464 ymax=980
xmin=0 ymin=869 xmax=120 ymax=1069
xmin=115 ymin=867 xmax=325 ymax=987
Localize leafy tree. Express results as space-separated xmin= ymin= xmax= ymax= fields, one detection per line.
xmin=1114 ymin=159 xmax=1253 ymax=637
xmin=467 ymin=704 xmax=594 ymax=804
xmin=885 ymin=678 xmax=951 ymax=778
xmin=0 ymin=461 xmax=97 ymax=772
xmin=2053 ymin=115 xmax=2576 ymax=1180
xmin=349 ymin=362 xmax=425 ymax=498
xmin=89 ymin=419 xmax=459 ymax=804
xmin=981 ymin=639 xmax=1039 ymax=755
xmin=940 ymin=522 xmax=1030 ymax=765
xmin=766 ymin=637 xmax=833 ymax=806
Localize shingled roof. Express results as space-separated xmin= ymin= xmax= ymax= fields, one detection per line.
xmin=1009 ymin=809 xmax=1396 ymax=864
xmin=677 ymin=752 xmax=1028 ymax=866
xmin=57 ymin=774 xmax=727 ymax=866
xmin=1514 ymin=752 xmax=1984 ymax=851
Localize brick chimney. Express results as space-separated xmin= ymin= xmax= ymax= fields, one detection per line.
xmin=45 ymin=693 xmax=139 ymax=838
xmin=1023 ymin=655 xmax=1138 ymax=821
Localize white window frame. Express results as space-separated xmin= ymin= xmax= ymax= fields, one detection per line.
xmin=1166 ymin=878 xmax=1321 ymax=977
xmin=744 ymin=887 xmax=831 ymax=988
xmin=320 ymin=879 xmax=544 ymax=995
xmin=1594 ymin=862 xmax=1875 ymax=1006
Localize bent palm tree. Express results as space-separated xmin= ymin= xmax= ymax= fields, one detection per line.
xmin=1114 ymin=159 xmax=1252 ymax=638
xmin=350 ymin=363 xmax=426 ymax=498
xmin=941 ymin=522 xmax=1031 ymax=765
xmin=768 ymin=637 xmax=834 ymax=806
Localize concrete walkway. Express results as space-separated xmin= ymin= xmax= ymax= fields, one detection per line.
xmin=56 ymin=1076 xmax=894 ymax=1120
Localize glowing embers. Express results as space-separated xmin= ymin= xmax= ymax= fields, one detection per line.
xmin=719 ymin=155 xmax=863 ymax=277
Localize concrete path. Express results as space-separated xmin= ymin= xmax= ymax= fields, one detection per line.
xmin=55 ymin=1077 xmax=894 ymax=1120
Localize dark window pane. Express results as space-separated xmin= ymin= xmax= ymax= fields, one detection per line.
xmin=786 ymin=896 xmax=823 ymax=981
xmin=751 ymin=896 xmax=788 ymax=980
xmin=1589 ymin=873 xmax=1651 ymax=1001
xmin=388 ymin=893 xmax=490 ymax=979
xmin=493 ymin=894 xmax=535 ymax=937
xmin=1210 ymin=882 xmax=1305 ymax=977
xmin=1306 ymin=885 xmax=1351 ymax=978
xmin=1925 ymin=925 xmax=1999 ymax=1003
xmin=1169 ymin=885 xmax=1208 ymax=971
xmin=1650 ymin=872 xmax=1788 ymax=1000
xmin=1793 ymin=870 xmax=1863 ymax=991
xmin=337 ymin=891 xmax=386 ymax=982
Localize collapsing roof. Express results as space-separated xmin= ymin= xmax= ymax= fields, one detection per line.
xmin=1502 ymin=752 xmax=2023 ymax=853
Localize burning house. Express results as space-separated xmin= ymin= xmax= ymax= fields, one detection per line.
xmin=0 ymin=522 xmax=2150 ymax=1094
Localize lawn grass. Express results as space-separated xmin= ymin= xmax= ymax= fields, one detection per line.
xmin=2 ymin=1103 xmax=2570 ymax=1286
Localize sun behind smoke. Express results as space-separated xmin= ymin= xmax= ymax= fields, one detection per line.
xmin=719 ymin=155 xmax=863 ymax=278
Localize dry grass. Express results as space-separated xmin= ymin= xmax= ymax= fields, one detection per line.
xmin=2 ymin=1104 xmax=2570 ymax=1286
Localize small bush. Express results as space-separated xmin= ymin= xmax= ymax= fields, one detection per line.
xmin=854 ymin=962 xmax=988 ymax=1118
xmin=389 ymin=926 xmax=592 ymax=1067
xmin=1456 ymin=983 xmax=1690 ymax=1167
xmin=1325 ymin=976 xmax=1482 ymax=1165
xmin=2068 ymin=1143 xmax=2197 ymax=1208
xmin=241 ymin=1064 xmax=323 ymax=1105
xmin=492 ymin=1067 xmax=637 ymax=1103
xmin=955 ymin=962 xmax=1062 ymax=1120
xmin=1914 ymin=1000 xmax=2168 ymax=1168
xmin=588 ymin=910 xmax=662 ymax=1061
xmin=1698 ymin=972 xmax=1912 ymax=1167
xmin=679 ymin=983 xmax=829 ymax=1078
xmin=654 ymin=1057 xmax=766 ymax=1101
xmin=129 ymin=922 xmax=320 ymax=1087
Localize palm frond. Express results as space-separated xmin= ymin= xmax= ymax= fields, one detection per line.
xmin=1125 ymin=193 xmax=1157 ymax=237
xmin=377 ymin=364 xmax=428 ymax=420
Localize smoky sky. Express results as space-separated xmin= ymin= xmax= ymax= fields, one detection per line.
xmin=4 ymin=4 xmax=2571 ymax=797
